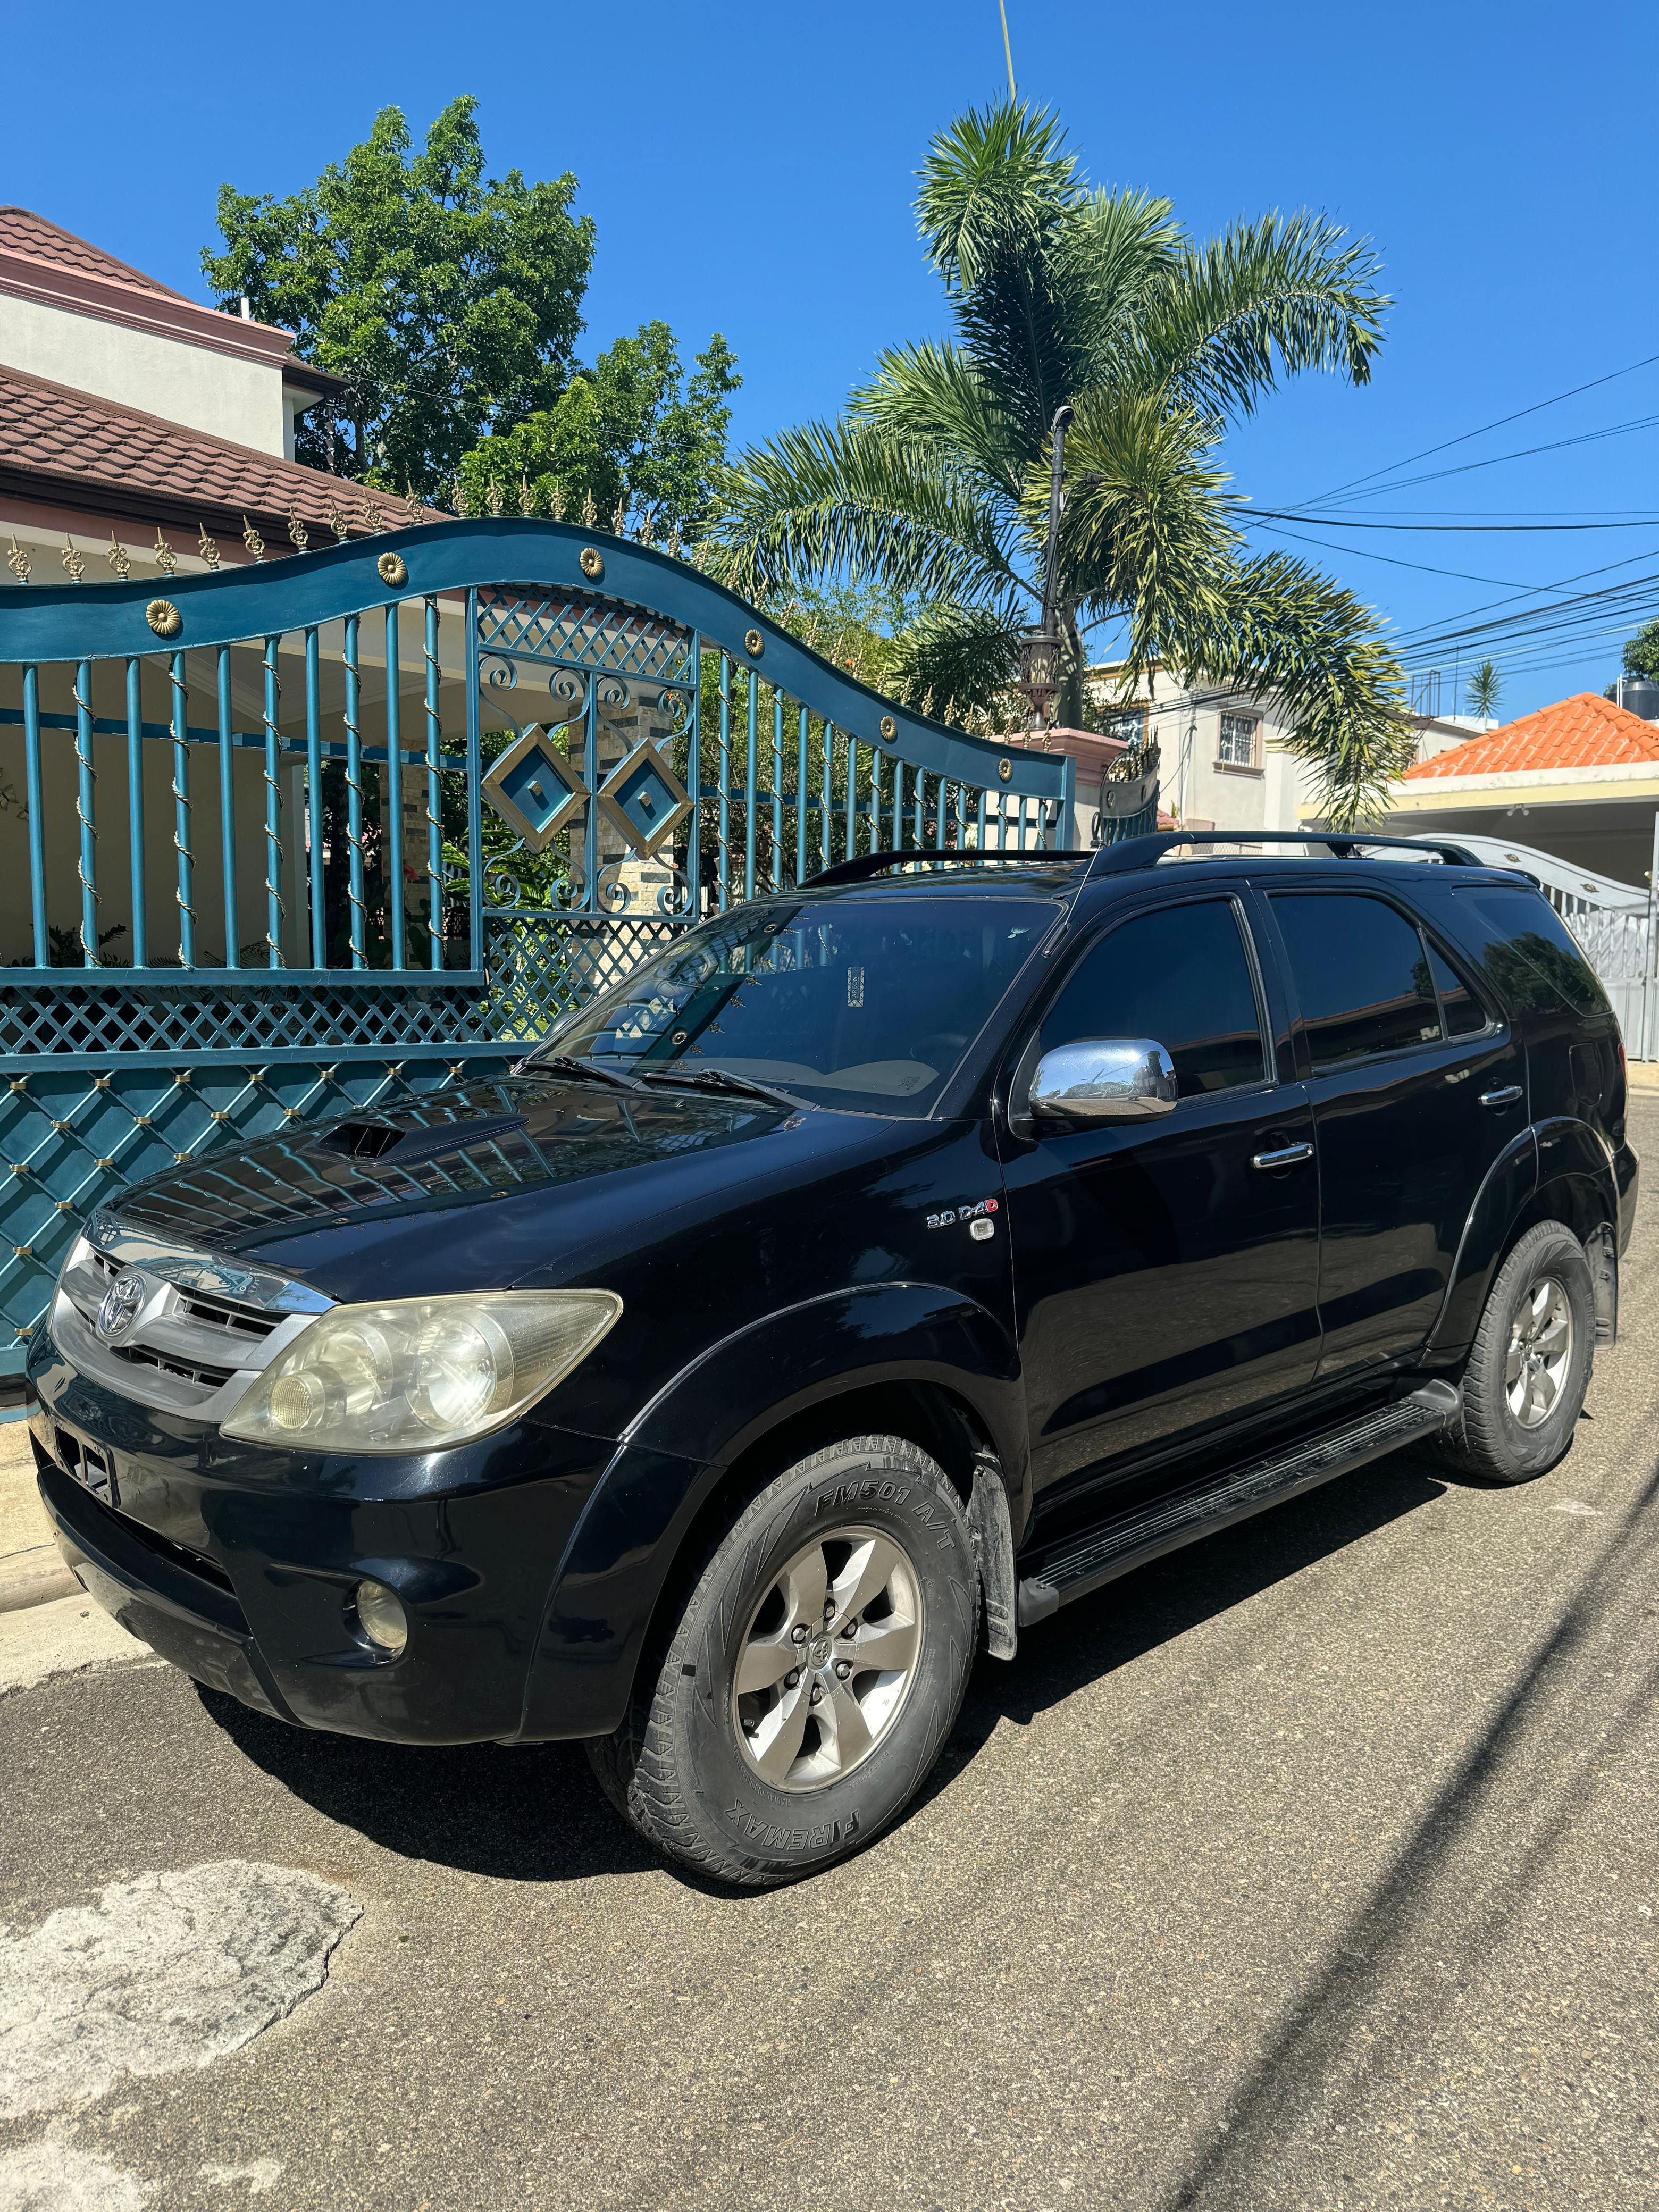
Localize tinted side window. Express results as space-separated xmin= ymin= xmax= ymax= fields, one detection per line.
xmin=1040 ymin=900 xmax=1266 ymax=1096
xmin=1451 ymin=888 xmax=1611 ymax=1017
xmin=1426 ymin=943 xmax=1488 ymax=1037
xmin=1271 ymin=893 xmax=1441 ymax=1067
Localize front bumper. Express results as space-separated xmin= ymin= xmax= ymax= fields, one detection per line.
xmin=27 ymin=1330 xmax=701 ymax=1746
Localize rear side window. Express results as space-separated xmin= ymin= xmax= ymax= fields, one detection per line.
xmin=1040 ymin=899 xmax=1266 ymax=1096
xmin=1426 ymin=943 xmax=1488 ymax=1037
xmin=1451 ymin=887 xmax=1611 ymax=1017
xmin=1271 ymin=893 xmax=1441 ymax=1066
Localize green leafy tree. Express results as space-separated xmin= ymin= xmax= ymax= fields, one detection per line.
xmin=1465 ymin=659 xmax=1504 ymax=718
xmin=203 ymin=97 xmax=594 ymax=495
xmin=1621 ymin=619 xmax=1659 ymax=680
xmin=708 ymin=100 xmax=1414 ymax=826
xmin=456 ymin=322 xmax=739 ymax=537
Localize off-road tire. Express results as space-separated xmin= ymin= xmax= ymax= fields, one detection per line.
xmin=587 ymin=1435 xmax=979 ymax=1886
xmin=1438 ymin=1221 xmax=1594 ymax=1484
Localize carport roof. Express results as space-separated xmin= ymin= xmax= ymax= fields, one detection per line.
xmin=1404 ymin=693 xmax=1659 ymax=780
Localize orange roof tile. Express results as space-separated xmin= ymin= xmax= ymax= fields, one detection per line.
xmin=0 ymin=362 xmax=434 ymax=540
xmin=1403 ymin=692 xmax=1659 ymax=779
xmin=0 ymin=206 xmax=190 ymax=301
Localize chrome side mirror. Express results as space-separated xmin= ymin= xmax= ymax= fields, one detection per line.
xmin=1029 ymin=1038 xmax=1178 ymax=1124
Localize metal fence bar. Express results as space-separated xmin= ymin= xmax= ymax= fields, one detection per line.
xmin=215 ymin=646 xmax=238 ymax=968
xmin=261 ymin=639 xmax=281 ymax=967
xmin=169 ymin=650 xmax=195 ymax=967
xmin=125 ymin=658 xmax=147 ymax=970
xmin=423 ymin=598 xmax=443 ymax=970
xmin=684 ymin=631 xmax=702 ymax=919
xmin=304 ymin=626 xmax=324 ymax=970
xmin=914 ymin=765 xmax=925 ymax=850
xmin=73 ymin=659 xmax=97 ymax=965
xmin=21 ymin=665 xmax=46 ymax=967
xmin=717 ymin=654 xmax=732 ymax=910
xmin=743 ymin=666 xmax=758 ymax=901
xmin=844 ymin=736 xmax=856 ymax=861
xmin=770 ymin=688 xmax=784 ymax=894
xmin=795 ymin=707 xmax=808 ymax=887
xmin=343 ymin=614 xmax=365 ymax=969
xmin=892 ymin=760 xmax=906 ymax=851
xmin=819 ymin=720 xmax=833 ymax=869
xmin=464 ymin=589 xmax=483 ymax=971
xmin=384 ymin=602 xmax=405 ymax=970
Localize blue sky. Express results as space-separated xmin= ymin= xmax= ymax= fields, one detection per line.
xmin=6 ymin=0 xmax=1656 ymax=718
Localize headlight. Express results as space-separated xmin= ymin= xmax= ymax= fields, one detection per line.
xmin=219 ymin=1290 xmax=621 ymax=1454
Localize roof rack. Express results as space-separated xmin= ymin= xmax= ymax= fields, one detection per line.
xmin=803 ymin=849 xmax=1085 ymax=889
xmin=1083 ymin=829 xmax=1485 ymax=878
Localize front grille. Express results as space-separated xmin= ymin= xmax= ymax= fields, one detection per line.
xmin=110 ymin=1343 xmax=238 ymax=1391
xmin=174 ymin=1290 xmax=280 ymax=1341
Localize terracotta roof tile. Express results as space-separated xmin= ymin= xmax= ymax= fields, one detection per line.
xmin=0 ymin=207 xmax=189 ymax=301
xmin=1402 ymin=692 xmax=1659 ymax=779
xmin=0 ymin=361 xmax=433 ymax=537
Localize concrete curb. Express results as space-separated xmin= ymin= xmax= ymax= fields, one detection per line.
xmin=0 ymin=1549 xmax=78 ymax=1615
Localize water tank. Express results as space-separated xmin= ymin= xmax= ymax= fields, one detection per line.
xmin=1619 ymin=672 xmax=1659 ymax=722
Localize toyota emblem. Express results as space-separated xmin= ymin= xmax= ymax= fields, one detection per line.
xmin=96 ymin=1272 xmax=145 ymax=1343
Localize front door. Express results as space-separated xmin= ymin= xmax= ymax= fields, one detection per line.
xmin=999 ymin=893 xmax=1323 ymax=1495
xmin=1257 ymin=883 xmax=1528 ymax=1378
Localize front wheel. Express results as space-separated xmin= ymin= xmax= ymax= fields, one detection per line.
xmin=588 ymin=1435 xmax=979 ymax=1886
xmin=1439 ymin=1220 xmax=1595 ymax=1483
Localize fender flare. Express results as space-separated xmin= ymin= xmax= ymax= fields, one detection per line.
xmin=518 ymin=1283 xmax=1024 ymax=1738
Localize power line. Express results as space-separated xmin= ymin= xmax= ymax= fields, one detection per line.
xmin=1291 ymin=348 xmax=1659 ymax=509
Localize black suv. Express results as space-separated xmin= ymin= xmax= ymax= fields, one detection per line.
xmin=27 ymin=835 xmax=1637 ymax=1885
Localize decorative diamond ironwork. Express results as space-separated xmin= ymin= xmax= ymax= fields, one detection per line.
xmin=481 ymin=727 xmax=589 ymax=853
xmin=596 ymin=739 xmax=692 ymax=860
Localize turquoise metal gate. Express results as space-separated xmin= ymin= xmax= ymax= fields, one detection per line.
xmin=0 ymin=516 xmax=1075 ymax=1387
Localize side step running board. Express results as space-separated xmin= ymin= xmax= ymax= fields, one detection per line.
xmin=1017 ymin=1381 xmax=1459 ymax=1627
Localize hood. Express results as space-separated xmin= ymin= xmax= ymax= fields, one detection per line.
xmin=100 ymin=1073 xmax=904 ymax=1304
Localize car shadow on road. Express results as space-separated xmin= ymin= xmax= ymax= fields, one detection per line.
xmin=198 ymin=1450 xmax=1448 ymax=1892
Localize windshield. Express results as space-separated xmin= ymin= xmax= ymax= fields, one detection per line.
xmin=535 ymin=893 xmax=1059 ymax=1116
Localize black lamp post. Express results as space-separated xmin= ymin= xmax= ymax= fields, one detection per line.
xmin=1017 ymin=404 xmax=1073 ymax=734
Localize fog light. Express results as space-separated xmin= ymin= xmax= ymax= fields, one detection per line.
xmin=354 ymin=1579 xmax=408 ymax=1657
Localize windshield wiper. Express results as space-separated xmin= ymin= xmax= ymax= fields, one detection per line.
xmin=638 ymin=1065 xmax=807 ymax=1112
xmin=535 ymin=1053 xmax=648 ymax=1093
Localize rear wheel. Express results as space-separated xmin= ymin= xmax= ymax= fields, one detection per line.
xmin=1440 ymin=1221 xmax=1594 ymax=1483
xmin=588 ymin=1434 xmax=979 ymax=1886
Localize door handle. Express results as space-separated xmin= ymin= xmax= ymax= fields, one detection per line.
xmin=1252 ymin=1141 xmax=1314 ymax=1170
xmin=1479 ymin=1085 xmax=1523 ymax=1109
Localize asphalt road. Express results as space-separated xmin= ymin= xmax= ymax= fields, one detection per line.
xmin=3 ymin=1110 xmax=1656 ymax=2212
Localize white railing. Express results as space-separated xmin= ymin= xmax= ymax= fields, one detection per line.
xmin=1406 ymin=832 xmax=1658 ymax=1059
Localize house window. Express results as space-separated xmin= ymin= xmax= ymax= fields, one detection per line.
xmin=1103 ymin=706 xmax=1147 ymax=747
xmin=1218 ymin=713 xmax=1259 ymax=769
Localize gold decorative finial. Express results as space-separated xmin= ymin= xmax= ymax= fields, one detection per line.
xmin=105 ymin=532 xmax=131 ymax=582
xmin=639 ymin=509 xmax=655 ymax=548
xmin=550 ymin=483 xmax=566 ymax=522
xmin=667 ymin=524 xmax=682 ymax=560
xmin=324 ymin=495 xmax=349 ymax=544
xmin=360 ymin=493 xmax=385 ymax=534
xmin=486 ymin=479 xmax=503 ymax=519
xmin=241 ymin=516 xmax=265 ymax=562
xmin=6 ymin=535 xmax=31 ymax=584
xmin=580 ymin=488 xmax=597 ymax=529
xmin=287 ymin=502 xmax=308 ymax=552
xmin=153 ymin=529 xmax=178 ymax=577
xmin=610 ymin=495 xmax=626 ymax=536
xmin=61 ymin=538 xmax=85 ymax=585
xmin=519 ymin=473 xmax=533 ymax=518
xmin=197 ymin=523 xmax=221 ymax=571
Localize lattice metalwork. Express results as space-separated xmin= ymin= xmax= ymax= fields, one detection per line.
xmin=476 ymin=584 xmax=694 ymax=685
xmin=0 ymin=980 xmax=502 ymax=1063
xmin=483 ymin=915 xmax=683 ymax=1038
xmin=1 ymin=1053 xmax=514 ymax=1377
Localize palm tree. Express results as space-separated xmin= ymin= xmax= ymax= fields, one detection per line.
xmin=1465 ymin=659 xmax=1504 ymax=720
xmin=708 ymin=103 xmax=1414 ymax=826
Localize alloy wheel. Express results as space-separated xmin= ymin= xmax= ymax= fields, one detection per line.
xmin=731 ymin=1527 xmax=924 ymax=1791
xmin=1505 ymin=1276 xmax=1573 ymax=1430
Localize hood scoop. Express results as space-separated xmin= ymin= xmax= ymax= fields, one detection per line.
xmin=317 ymin=1112 xmax=529 ymax=1167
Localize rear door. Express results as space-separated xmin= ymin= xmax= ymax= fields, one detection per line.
xmin=998 ymin=891 xmax=1322 ymax=1494
xmin=1256 ymin=881 xmax=1526 ymax=1379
